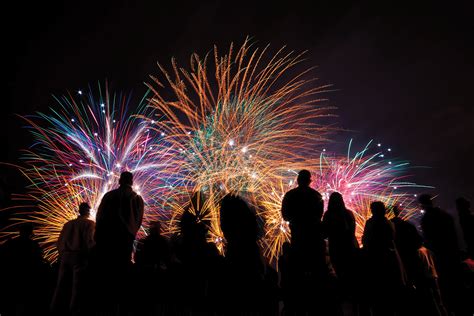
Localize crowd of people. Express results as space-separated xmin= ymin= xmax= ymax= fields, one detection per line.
xmin=0 ymin=170 xmax=473 ymax=316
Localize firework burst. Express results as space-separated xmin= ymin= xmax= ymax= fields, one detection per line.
xmin=147 ymin=39 xmax=334 ymax=239
xmin=2 ymin=84 xmax=175 ymax=262
xmin=258 ymin=140 xmax=431 ymax=264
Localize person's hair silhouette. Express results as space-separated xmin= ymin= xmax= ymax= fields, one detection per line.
xmin=327 ymin=191 xmax=345 ymax=211
xmin=322 ymin=191 xmax=359 ymax=298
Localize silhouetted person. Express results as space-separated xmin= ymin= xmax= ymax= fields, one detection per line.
xmin=322 ymin=192 xmax=359 ymax=287
xmin=456 ymin=197 xmax=474 ymax=259
xmin=135 ymin=220 xmax=170 ymax=269
xmin=391 ymin=205 xmax=422 ymax=280
xmin=419 ymin=194 xmax=462 ymax=314
xmin=281 ymin=170 xmax=324 ymax=268
xmin=411 ymin=237 xmax=448 ymax=316
xmin=95 ymin=171 xmax=144 ymax=264
xmin=134 ymin=220 xmax=172 ymax=314
xmin=93 ymin=171 xmax=144 ymax=312
xmin=281 ymin=170 xmax=336 ymax=314
xmin=322 ymin=192 xmax=359 ymax=314
xmin=2 ymin=223 xmax=48 ymax=315
xmin=174 ymin=192 xmax=222 ymax=314
xmin=362 ymin=201 xmax=406 ymax=316
xmin=220 ymin=194 xmax=266 ymax=313
xmin=50 ymin=202 xmax=95 ymax=315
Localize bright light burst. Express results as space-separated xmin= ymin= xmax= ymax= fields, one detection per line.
xmin=259 ymin=140 xmax=432 ymax=264
xmin=147 ymin=39 xmax=334 ymax=239
xmin=2 ymin=84 xmax=175 ymax=262
xmin=1 ymin=40 xmax=433 ymax=267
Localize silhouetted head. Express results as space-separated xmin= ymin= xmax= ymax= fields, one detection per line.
xmin=78 ymin=202 xmax=91 ymax=216
xmin=19 ymin=223 xmax=33 ymax=238
xmin=148 ymin=220 xmax=162 ymax=236
xmin=456 ymin=197 xmax=470 ymax=213
xmin=119 ymin=171 xmax=133 ymax=187
xmin=370 ymin=201 xmax=386 ymax=218
xmin=220 ymin=194 xmax=258 ymax=245
xmin=327 ymin=192 xmax=346 ymax=212
xmin=418 ymin=194 xmax=433 ymax=208
xmin=392 ymin=205 xmax=402 ymax=217
xmin=297 ymin=169 xmax=312 ymax=187
xmin=180 ymin=209 xmax=208 ymax=242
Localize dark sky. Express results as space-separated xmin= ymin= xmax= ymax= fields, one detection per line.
xmin=3 ymin=1 xmax=473 ymax=210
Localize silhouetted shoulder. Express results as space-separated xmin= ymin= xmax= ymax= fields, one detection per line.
xmin=284 ymin=187 xmax=300 ymax=197
xmin=309 ymin=187 xmax=322 ymax=198
xmin=100 ymin=190 xmax=116 ymax=201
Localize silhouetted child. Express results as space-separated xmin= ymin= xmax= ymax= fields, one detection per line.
xmin=134 ymin=220 xmax=173 ymax=314
xmin=135 ymin=220 xmax=170 ymax=270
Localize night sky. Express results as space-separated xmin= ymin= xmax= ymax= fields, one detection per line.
xmin=3 ymin=1 xmax=473 ymax=210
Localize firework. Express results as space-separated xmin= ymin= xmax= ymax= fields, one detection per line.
xmin=2 ymin=84 xmax=175 ymax=262
xmin=147 ymin=39 xmax=334 ymax=239
xmin=259 ymin=140 xmax=431 ymax=264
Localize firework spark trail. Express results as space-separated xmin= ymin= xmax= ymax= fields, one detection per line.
xmin=147 ymin=39 xmax=334 ymax=238
xmin=1 ymin=84 xmax=177 ymax=262
xmin=1 ymin=40 xmax=433 ymax=266
xmin=258 ymin=140 xmax=432 ymax=264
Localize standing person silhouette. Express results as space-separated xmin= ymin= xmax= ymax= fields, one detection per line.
xmin=322 ymin=192 xmax=359 ymax=302
xmin=390 ymin=205 xmax=422 ymax=282
xmin=94 ymin=171 xmax=144 ymax=312
xmin=281 ymin=170 xmax=330 ymax=314
xmin=281 ymin=170 xmax=324 ymax=266
xmin=51 ymin=202 xmax=95 ymax=315
xmin=362 ymin=201 xmax=406 ymax=316
xmin=220 ymin=194 xmax=265 ymax=314
xmin=95 ymin=171 xmax=144 ymax=265
xmin=419 ymin=194 xmax=462 ymax=314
